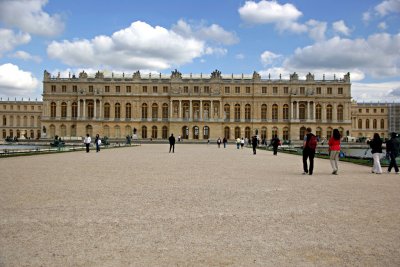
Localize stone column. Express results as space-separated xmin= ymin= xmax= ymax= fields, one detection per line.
xmin=296 ymin=102 xmax=299 ymax=120
xmin=322 ymin=103 xmax=327 ymax=121
xmin=200 ymin=100 xmax=203 ymax=120
xmin=333 ymin=103 xmax=337 ymax=121
xmin=99 ymin=100 xmax=102 ymax=119
xmin=67 ymin=101 xmax=71 ymax=118
xmin=313 ymin=102 xmax=316 ymax=120
xmin=83 ymin=99 xmax=86 ymax=119
xmin=179 ymin=100 xmax=182 ymax=118
xmin=210 ymin=101 xmax=214 ymax=119
xmin=189 ymin=100 xmax=192 ymax=119
xmin=219 ymin=101 xmax=222 ymax=119
xmin=77 ymin=99 xmax=81 ymax=119
xmin=291 ymin=102 xmax=294 ymax=120
xmin=307 ymin=101 xmax=310 ymax=120
xmin=56 ymin=101 xmax=60 ymax=119
xmin=170 ymin=100 xmax=173 ymax=118
xmin=94 ymin=99 xmax=97 ymax=119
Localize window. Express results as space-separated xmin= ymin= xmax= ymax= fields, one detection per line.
xmin=3 ymin=129 xmax=6 ymax=138
xmin=162 ymin=126 xmax=168 ymax=139
xmin=337 ymin=105 xmax=343 ymax=121
xmin=51 ymin=85 xmax=56 ymax=92
xmin=224 ymin=127 xmax=230 ymax=139
xmin=225 ymin=87 xmax=230 ymax=94
xmin=203 ymin=126 xmax=210 ymax=139
xmin=316 ymin=104 xmax=322 ymax=120
xmin=326 ymin=127 xmax=333 ymax=139
xmin=316 ymin=87 xmax=321 ymax=94
xmin=153 ymin=86 xmax=157 ymax=93
xmin=204 ymin=86 xmax=210 ymax=93
xmin=142 ymin=103 xmax=148 ymax=119
xmin=152 ymin=103 xmax=158 ymax=120
xmin=246 ymin=87 xmax=250 ymax=94
xmin=126 ymin=86 xmax=131 ymax=93
xmin=381 ymin=108 xmax=384 ymax=113
xmin=373 ymin=119 xmax=377 ymax=129
xmin=126 ymin=103 xmax=132 ymax=119
xmin=273 ymin=87 xmax=278 ymax=94
xmin=73 ymin=85 xmax=77 ymax=92
xmin=184 ymin=86 xmax=189 ymax=93
xmin=224 ymin=104 xmax=230 ymax=120
xmin=163 ymin=86 xmax=168 ymax=93
xmin=104 ymin=103 xmax=110 ymax=119
xmin=284 ymin=87 xmax=289 ymax=94
xmin=366 ymin=119 xmax=370 ymax=129
xmin=245 ymin=104 xmax=251 ymax=121
xmin=283 ymin=104 xmax=289 ymax=120
xmin=235 ymin=127 xmax=241 ymax=139
xmin=2 ymin=115 xmax=6 ymax=126
xmin=142 ymin=86 xmax=147 ymax=93
xmin=89 ymin=86 xmax=93 ymax=92
xmin=373 ymin=109 xmax=377 ymax=113
xmin=283 ymin=127 xmax=289 ymax=140
xmin=358 ymin=119 xmax=362 ymax=129
xmin=262 ymin=87 xmax=267 ymax=94
xmin=272 ymin=104 xmax=278 ymax=120
xmin=261 ymin=104 xmax=267 ymax=121
xmin=245 ymin=127 xmax=251 ymax=140
xmin=62 ymin=85 xmax=66 ymax=92
xmin=234 ymin=104 xmax=240 ymax=121
xmin=299 ymin=104 xmax=306 ymax=120
xmin=338 ymin=87 xmax=343 ymax=94
xmin=381 ymin=119 xmax=385 ymax=129
xmin=50 ymin=102 xmax=56 ymax=117
xmin=326 ymin=105 xmax=333 ymax=120
xmin=162 ymin=103 xmax=168 ymax=119
xmin=235 ymin=86 xmax=240 ymax=94
xmin=358 ymin=109 xmax=362 ymax=113
xmin=115 ymin=103 xmax=121 ymax=119
xmin=300 ymin=87 xmax=305 ymax=94
xmin=142 ymin=126 xmax=147 ymax=138
xmin=327 ymin=87 xmax=332 ymax=94
xmin=61 ymin=102 xmax=67 ymax=118
xmin=72 ymin=102 xmax=78 ymax=118
xmin=31 ymin=105 xmax=34 ymax=111
xmin=152 ymin=126 xmax=157 ymax=139
xmin=366 ymin=109 xmax=369 ymax=113
xmin=105 ymin=86 xmax=110 ymax=92
xmin=116 ymin=86 xmax=120 ymax=93
xmin=194 ymin=86 xmax=199 ymax=93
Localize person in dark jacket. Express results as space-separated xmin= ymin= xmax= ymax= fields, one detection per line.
xmin=269 ymin=135 xmax=281 ymax=156
xmin=303 ymin=127 xmax=316 ymax=175
xmin=368 ymin=133 xmax=383 ymax=174
xmin=251 ymin=136 xmax=258 ymax=155
xmin=386 ymin=132 xmax=399 ymax=174
xmin=169 ymin=133 xmax=176 ymax=153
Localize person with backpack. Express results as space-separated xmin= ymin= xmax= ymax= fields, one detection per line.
xmin=368 ymin=133 xmax=383 ymax=174
xmin=217 ymin=137 xmax=222 ymax=148
xmin=302 ymin=127 xmax=317 ymax=175
xmin=328 ymin=129 xmax=341 ymax=175
xmin=386 ymin=132 xmax=399 ymax=174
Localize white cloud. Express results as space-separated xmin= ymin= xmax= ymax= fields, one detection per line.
xmin=375 ymin=0 xmax=400 ymax=16
xmin=260 ymin=51 xmax=281 ymax=66
xmin=0 ymin=0 xmax=64 ymax=36
xmin=236 ymin=53 xmax=245 ymax=59
xmin=47 ymin=21 xmax=211 ymax=71
xmin=352 ymin=81 xmax=400 ymax=102
xmin=284 ymin=33 xmax=400 ymax=78
xmin=0 ymin=63 xmax=39 ymax=97
xmin=306 ymin=20 xmax=327 ymax=41
xmin=332 ymin=20 xmax=351 ymax=36
xmin=362 ymin=12 xmax=371 ymax=23
xmin=378 ymin=22 xmax=387 ymax=30
xmin=10 ymin=50 xmax=41 ymax=63
xmin=0 ymin=29 xmax=31 ymax=56
xmin=172 ymin=19 xmax=238 ymax=45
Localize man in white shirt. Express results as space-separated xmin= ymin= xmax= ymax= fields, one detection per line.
xmin=84 ymin=134 xmax=91 ymax=153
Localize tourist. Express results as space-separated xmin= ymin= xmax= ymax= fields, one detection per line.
xmin=178 ymin=135 xmax=181 ymax=142
xmin=328 ymin=129 xmax=341 ymax=175
xmin=217 ymin=137 xmax=221 ymax=148
xmin=270 ymin=135 xmax=281 ymax=156
xmin=169 ymin=133 xmax=175 ymax=153
xmin=251 ymin=135 xmax=258 ymax=154
xmin=386 ymin=132 xmax=399 ymax=174
xmin=302 ymin=127 xmax=317 ymax=175
xmin=368 ymin=133 xmax=383 ymax=174
xmin=236 ymin=137 xmax=241 ymax=149
xmin=240 ymin=137 xmax=245 ymax=149
xmin=95 ymin=134 xmax=101 ymax=152
xmin=84 ymin=134 xmax=91 ymax=153
xmin=223 ymin=137 xmax=227 ymax=148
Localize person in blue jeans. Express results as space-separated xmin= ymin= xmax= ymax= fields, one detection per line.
xmin=95 ymin=134 xmax=101 ymax=152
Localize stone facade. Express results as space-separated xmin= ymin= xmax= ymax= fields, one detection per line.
xmin=38 ymin=70 xmax=353 ymax=141
xmin=0 ymin=99 xmax=42 ymax=139
xmin=351 ymin=102 xmax=389 ymax=139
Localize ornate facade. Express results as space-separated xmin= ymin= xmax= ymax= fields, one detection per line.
xmin=39 ymin=70 xmax=353 ymax=141
xmin=351 ymin=102 xmax=388 ymax=139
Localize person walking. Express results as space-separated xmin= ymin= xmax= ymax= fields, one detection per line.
xmin=217 ymin=137 xmax=221 ymax=148
xmin=368 ymin=133 xmax=383 ymax=174
xmin=328 ymin=129 xmax=341 ymax=175
xmin=95 ymin=134 xmax=101 ymax=152
xmin=251 ymin=135 xmax=258 ymax=155
xmin=223 ymin=137 xmax=227 ymax=148
xmin=270 ymin=135 xmax=281 ymax=156
xmin=169 ymin=133 xmax=176 ymax=153
xmin=240 ymin=137 xmax=245 ymax=149
xmin=303 ymin=127 xmax=317 ymax=175
xmin=84 ymin=134 xmax=91 ymax=153
xmin=386 ymin=132 xmax=399 ymax=174
xmin=236 ymin=137 xmax=241 ymax=149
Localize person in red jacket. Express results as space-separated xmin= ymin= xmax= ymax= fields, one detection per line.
xmin=328 ymin=129 xmax=341 ymax=175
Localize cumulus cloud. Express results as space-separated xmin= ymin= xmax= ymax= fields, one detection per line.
xmin=378 ymin=21 xmax=387 ymax=30
xmin=362 ymin=12 xmax=371 ymax=23
xmin=236 ymin=53 xmax=245 ymax=59
xmin=284 ymin=33 xmax=400 ymax=78
xmin=10 ymin=50 xmax=41 ymax=63
xmin=352 ymin=81 xmax=400 ymax=102
xmin=389 ymin=87 xmax=400 ymax=96
xmin=306 ymin=20 xmax=327 ymax=41
xmin=375 ymin=0 xmax=400 ymax=16
xmin=0 ymin=29 xmax=31 ymax=56
xmin=48 ymin=21 xmax=214 ymax=71
xmin=0 ymin=63 xmax=39 ymax=97
xmin=260 ymin=51 xmax=281 ymax=66
xmin=0 ymin=0 xmax=64 ymax=36
xmin=332 ymin=20 xmax=351 ymax=36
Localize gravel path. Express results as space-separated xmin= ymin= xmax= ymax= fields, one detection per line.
xmin=1 ymin=144 xmax=399 ymax=266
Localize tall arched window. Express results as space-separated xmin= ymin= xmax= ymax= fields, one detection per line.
xmin=30 ymin=130 xmax=34 ymax=139
xmin=30 ymin=116 xmax=34 ymax=127
xmin=283 ymin=127 xmax=289 ymax=140
xmin=203 ymin=103 xmax=210 ymax=119
xmin=261 ymin=127 xmax=267 ymax=140
xmin=142 ymin=126 xmax=147 ymax=138
xmin=245 ymin=104 xmax=251 ymax=121
xmin=23 ymin=116 xmax=27 ymax=127
xmin=193 ymin=102 xmax=200 ymax=120
xmin=71 ymin=125 xmax=77 ymax=136
xmin=224 ymin=104 xmax=230 ymax=120
xmin=235 ymin=127 xmax=241 ymax=139
xmin=104 ymin=103 xmax=110 ymax=119
xmin=380 ymin=119 xmax=385 ymax=129
xmin=2 ymin=129 xmax=6 ymax=139
xmin=125 ymin=125 xmax=132 ymax=136
xmin=193 ymin=126 xmax=199 ymax=139
xmin=183 ymin=102 xmax=189 ymax=119
xmin=299 ymin=127 xmax=306 ymax=140
xmin=358 ymin=119 xmax=362 ymax=129
xmin=50 ymin=102 xmax=56 ymax=117
xmin=316 ymin=127 xmax=322 ymax=139
xmin=115 ymin=103 xmax=121 ymax=119
xmin=245 ymin=127 xmax=251 ymax=139
xmin=126 ymin=103 xmax=132 ymax=119
xmin=2 ymin=115 xmax=6 ymax=126
xmin=234 ymin=104 xmax=240 ymax=121
xmin=152 ymin=103 xmax=158 ymax=120
xmin=114 ymin=125 xmax=120 ymax=138
xmin=203 ymin=126 xmax=210 ymax=139
xmin=272 ymin=127 xmax=278 ymax=138
xmin=337 ymin=105 xmax=343 ymax=121
xmin=162 ymin=103 xmax=168 ymax=120
xmin=224 ymin=127 xmax=230 ymax=139
xmin=326 ymin=127 xmax=333 ymax=139
xmin=60 ymin=125 xmax=66 ymax=136
xmin=373 ymin=119 xmax=377 ymax=129
xmin=182 ymin=126 xmax=189 ymax=139
xmin=283 ymin=104 xmax=289 ymax=120
xmin=261 ymin=104 xmax=267 ymax=121
xmin=141 ymin=103 xmax=148 ymax=119
xmin=88 ymin=101 xmax=94 ymax=118
xmin=72 ymin=102 xmax=78 ymax=118
xmin=316 ymin=104 xmax=322 ymax=120
xmin=299 ymin=103 xmax=306 ymax=120
xmin=366 ymin=119 xmax=370 ymax=129
xmin=272 ymin=104 xmax=278 ymax=120
xmin=162 ymin=126 xmax=168 ymax=139
xmin=152 ymin=126 xmax=158 ymax=138
xmin=61 ymin=102 xmax=67 ymax=118
xmin=326 ymin=105 xmax=333 ymax=121
xmin=103 ymin=125 xmax=110 ymax=137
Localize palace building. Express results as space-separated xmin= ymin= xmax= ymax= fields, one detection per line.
xmin=38 ymin=69 xmax=353 ymax=141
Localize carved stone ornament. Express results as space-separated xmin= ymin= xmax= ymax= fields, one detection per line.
xmin=343 ymin=72 xmax=350 ymax=82
xmin=79 ymin=70 xmax=88 ymax=79
xmin=133 ymin=70 xmax=141 ymax=79
xmin=171 ymin=69 xmax=182 ymax=80
xmin=95 ymin=71 xmax=104 ymax=79
xmin=290 ymin=72 xmax=299 ymax=81
xmin=211 ymin=69 xmax=222 ymax=79
xmin=306 ymin=72 xmax=314 ymax=81
xmin=252 ymin=71 xmax=261 ymax=81
xmin=43 ymin=70 xmax=51 ymax=80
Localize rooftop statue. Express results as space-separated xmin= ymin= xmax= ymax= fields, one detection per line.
xmin=171 ymin=69 xmax=182 ymax=79
xmin=95 ymin=71 xmax=104 ymax=79
xmin=306 ymin=72 xmax=314 ymax=81
xmin=252 ymin=71 xmax=261 ymax=81
xmin=79 ymin=70 xmax=88 ymax=79
xmin=211 ymin=69 xmax=222 ymax=79
xmin=133 ymin=70 xmax=141 ymax=79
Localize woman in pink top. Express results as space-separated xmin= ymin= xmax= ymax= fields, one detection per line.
xmin=328 ymin=129 xmax=341 ymax=175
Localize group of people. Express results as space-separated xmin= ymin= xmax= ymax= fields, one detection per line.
xmin=83 ymin=134 xmax=101 ymax=153
xmin=368 ymin=132 xmax=399 ymax=174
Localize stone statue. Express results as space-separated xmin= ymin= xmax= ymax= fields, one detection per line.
xmin=211 ymin=69 xmax=222 ymax=79
xmin=133 ymin=70 xmax=141 ymax=79
xmin=252 ymin=71 xmax=261 ymax=81
xmin=171 ymin=69 xmax=182 ymax=79
xmin=42 ymin=126 xmax=46 ymax=133
xmin=43 ymin=70 xmax=51 ymax=80
xmin=79 ymin=71 xmax=88 ymax=79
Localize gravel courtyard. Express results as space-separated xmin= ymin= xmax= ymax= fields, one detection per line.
xmin=1 ymin=144 xmax=399 ymax=266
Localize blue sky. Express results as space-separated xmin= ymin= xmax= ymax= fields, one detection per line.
xmin=0 ymin=0 xmax=399 ymax=101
